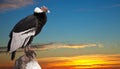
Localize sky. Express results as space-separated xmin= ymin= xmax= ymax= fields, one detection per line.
xmin=0 ymin=0 xmax=120 ymax=69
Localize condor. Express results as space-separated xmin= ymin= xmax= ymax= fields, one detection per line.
xmin=7 ymin=6 xmax=49 ymax=60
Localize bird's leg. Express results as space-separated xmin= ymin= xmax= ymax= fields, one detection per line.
xmin=24 ymin=46 xmax=28 ymax=53
xmin=24 ymin=45 xmax=31 ymax=53
xmin=24 ymin=45 xmax=37 ymax=62
xmin=28 ymin=46 xmax=31 ymax=51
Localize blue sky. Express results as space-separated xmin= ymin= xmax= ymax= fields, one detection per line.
xmin=0 ymin=0 xmax=120 ymax=69
xmin=0 ymin=0 xmax=120 ymax=47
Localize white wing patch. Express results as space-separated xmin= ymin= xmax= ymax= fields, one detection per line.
xmin=9 ymin=28 xmax=35 ymax=53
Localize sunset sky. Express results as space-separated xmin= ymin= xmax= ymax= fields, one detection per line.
xmin=0 ymin=0 xmax=120 ymax=69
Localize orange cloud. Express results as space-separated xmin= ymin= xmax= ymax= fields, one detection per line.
xmin=38 ymin=54 xmax=120 ymax=69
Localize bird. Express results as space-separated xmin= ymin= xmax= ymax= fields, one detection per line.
xmin=7 ymin=6 xmax=50 ymax=60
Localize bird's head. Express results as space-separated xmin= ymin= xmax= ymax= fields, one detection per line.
xmin=34 ymin=6 xmax=50 ymax=13
xmin=40 ymin=6 xmax=50 ymax=13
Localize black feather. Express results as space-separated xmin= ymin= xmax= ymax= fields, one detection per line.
xmin=7 ymin=38 xmax=12 ymax=52
xmin=11 ymin=51 xmax=16 ymax=60
xmin=12 ymin=15 xmax=37 ymax=33
xmin=7 ymin=12 xmax=47 ymax=60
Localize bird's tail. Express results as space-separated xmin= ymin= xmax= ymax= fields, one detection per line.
xmin=7 ymin=38 xmax=16 ymax=60
xmin=11 ymin=51 xmax=16 ymax=60
xmin=7 ymin=38 xmax=12 ymax=52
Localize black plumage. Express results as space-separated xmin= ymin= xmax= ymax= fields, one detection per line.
xmin=7 ymin=11 xmax=47 ymax=60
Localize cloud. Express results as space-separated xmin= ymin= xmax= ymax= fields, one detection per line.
xmin=103 ymin=4 xmax=120 ymax=8
xmin=76 ymin=8 xmax=99 ymax=12
xmin=76 ymin=3 xmax=120 ymax=12
xmin=32 ymin=42 xmax=103 ymax=50
xmin=38 ymin=54 xmax=120 ymax=69
xmin=0 ymin=0 xmax=33 ymax=12
xmin=0 ymin=42 xmax=103 ymax=52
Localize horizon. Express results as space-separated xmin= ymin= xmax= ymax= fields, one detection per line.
xmin=0 ymin=0 xmax=120 ymax=69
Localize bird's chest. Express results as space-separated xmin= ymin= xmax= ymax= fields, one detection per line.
xmin=34 ymin=14 xmax=47 ymax=36
xmin=35 ymin=21 xmax=45 ymax=36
